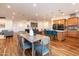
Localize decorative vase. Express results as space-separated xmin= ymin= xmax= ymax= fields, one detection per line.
xmin=29 ymin=27 xmax=34 ymax=36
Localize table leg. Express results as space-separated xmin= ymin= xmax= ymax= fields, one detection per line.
xmin=32 ymin=43 xmax=35 ymax=56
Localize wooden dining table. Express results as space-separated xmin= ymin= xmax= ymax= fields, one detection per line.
xmin=19 ymin=32 xmax=50 ymax=56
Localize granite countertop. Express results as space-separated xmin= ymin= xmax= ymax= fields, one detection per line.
xmin=55 ymin=30 xmax=64 ymax=32
xmin=48 ymin=30 xmax=65 ymax=32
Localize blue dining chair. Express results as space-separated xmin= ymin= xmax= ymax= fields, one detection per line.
xmin=35 ymin=37 xmax=50 ymax=56
xmin=18 ymin=35 xmax=32 ymax=56
xmin=52 ymin=31 xmax=58 ymax=40
xmin=44 ymin=30 xmax=51 ymax=36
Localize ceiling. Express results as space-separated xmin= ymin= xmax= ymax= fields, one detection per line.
xmin=0 ymin=3 xmax=79 ymax=21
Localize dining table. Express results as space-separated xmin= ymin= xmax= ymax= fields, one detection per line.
xmin=19 ymin=32 xmax=50 ymax=56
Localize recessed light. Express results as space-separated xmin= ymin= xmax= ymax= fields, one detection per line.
xmin=7 ymin=5 xmax=11 ymax=8
xmin=33 ymin=3 xmax=37 ymax=7
xmin=59 ymin=21 xmax=60 ymax=24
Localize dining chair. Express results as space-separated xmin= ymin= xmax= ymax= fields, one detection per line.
xmin=52 ymin=31 xmax=58 ymax=40
xmin=35 ymin=36 xmax=50 ymax=56
xmin=44 ymin=30 xmax=57 ymax=40
xmin=18 ymin=35 xmax=32 ymax=56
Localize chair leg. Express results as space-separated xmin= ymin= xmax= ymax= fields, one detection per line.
xmin=48 ymin=51 xmax=50 ymax=56
xmin=53 ymin=35 xmax=55 ymax=40
xmin=23 ymin=49 xmax=25 ymax=56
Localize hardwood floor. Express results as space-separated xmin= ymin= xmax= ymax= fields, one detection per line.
xmin=0 ymin=35 xmax=20 ymax=56
xmin=0 ymin=33 xmax=79 ymax=56
xmin=50 ymin=37 xmax=79 ymax=56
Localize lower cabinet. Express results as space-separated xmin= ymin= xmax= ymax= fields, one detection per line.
xmin=66 ymin=31 xmax=78 ymax=38
xmin=77 ymin=31 xmax=79 ymax=38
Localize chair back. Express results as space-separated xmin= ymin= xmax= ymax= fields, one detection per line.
xmin=19 ymin=31 xmax=25 ymax=34
xmin=52 ymin=31 xmax=57 ymax=35
xmin=41 ymin=36 xmax=50 ymax=45
xmin=18 ymin=35 xmax=25 ymax=48
xmin=2 ymin=30 xmax=13 ymax=37
xmin=44 ymin=30 xmax=50 ymax=36
xmin=18 ymin=35 xmax=22 ymax=47
xmin=41 ymin=36 xmax=50 ymax=55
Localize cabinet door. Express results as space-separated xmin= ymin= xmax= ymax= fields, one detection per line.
xmin=67 ymin=17 xmax=78 ymax=26
xmin=53 ymin=19 xmax=65 ymax=24
xmin=78 ymin=18 xmax=79 ymax=26
xmin=64 ymin=30 xmax=68 ymax=37
xmin=59 ymin=19 xmax=65 ymax=24
xmin=77 ymin=31 xmax=79 ymax=38
xmin=53 ymin=20 xmax=59 ymax=24
xmin=78 ymin=18 xmax=79 ymax=38
xmin=67 ymin=31 xmax=77 ymax=37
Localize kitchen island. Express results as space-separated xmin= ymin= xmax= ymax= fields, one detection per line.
xmin=55 ymin=30 xmax=65 ymax=41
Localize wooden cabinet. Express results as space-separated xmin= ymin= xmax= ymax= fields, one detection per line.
xmin=60 ymin=19 xmax=65 ymax=24
xmin=67 ymin=31 xmax=77 ymax=38
xmin=78 ymin=18 xmax=79 ymax=26
xmin=64 ymin=30 xmax=68 ymax=37
xmin=53 ymin=17 xmax=79 ymax=38
xmin=66 ymin=17 xmax=78 ymax=26
xmin=53 ymin=19 xmax=65 ymax=24
xmin=57 ymin=32 xmax=64 ymax=41
xmin=65 ymin=17 xmax=78 ymax=38
xmin=53 ymin=20 xmax=59 ymax=24
xmin=53 ymin=19 xmax=65 ymax=30
xmin=77 ymin=31 xmax=79 ymax=38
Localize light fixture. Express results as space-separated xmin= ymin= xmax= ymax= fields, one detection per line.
xmin=51 ymin=20 xmax=53 ymax=25
xmin=44 ymin=22 xmax=48 ymax=26
xmin=59 ymin=21 xmax=60 ymax=24
xmin=33 ymin=3 xmax=37 ymax=7
xmin=7 ymin=5 xmax=11 ymax=8
xmin=51 ymin=18 xmax=54 ymax=25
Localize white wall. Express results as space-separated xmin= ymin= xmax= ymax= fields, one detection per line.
xmin=0 ymin=19 xmax=52 ymax=32
xmin=38 ymin=20 xmax=52 ymax=30
xmin=13 ymin=20 xmax=30 ymax=32
xmin=5 ymin=20 xmax=13 ymax=31
xmin=13 ymin=20 xmax=52 ymax=32
xmin=0 ymin=19 xmax=13 ymax=32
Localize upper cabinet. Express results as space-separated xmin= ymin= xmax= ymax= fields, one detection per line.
xmin=78 ymin=18 xmax=79 ymax=26
xmin=66 ymin=17 xmax=78 ymax=26
xmin=53 ymin=19 xmax=65 ymax=24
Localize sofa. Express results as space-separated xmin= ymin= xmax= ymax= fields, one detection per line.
xmin=2 ymin=30 xmax=14 ymax=37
